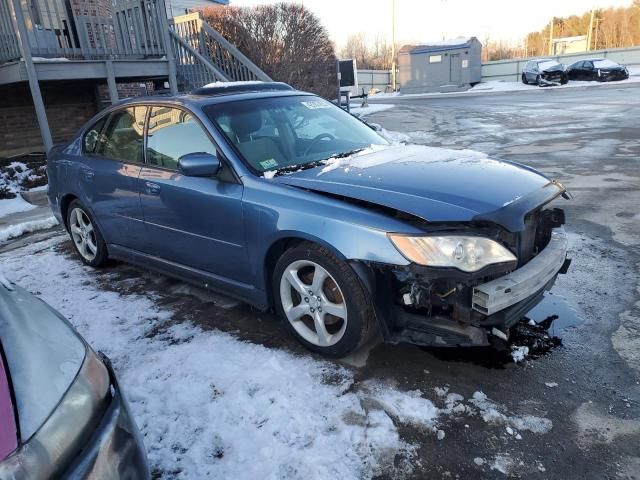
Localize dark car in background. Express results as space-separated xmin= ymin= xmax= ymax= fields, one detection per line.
xmin=567 ymin=58 xmax=629 ymax=82
xmin=47 ymin=82 xmax=570 ymax=357
xmin=522 ymin=59 xmax=568 ymax=86
xmin=0 ymin=275 xmax=149 ymax=479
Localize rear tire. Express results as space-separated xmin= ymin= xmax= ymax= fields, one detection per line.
xmin=273 ymin=242 xmax=376 ymax=357
xmin=66 ymin=200 xmax=108 ymax=267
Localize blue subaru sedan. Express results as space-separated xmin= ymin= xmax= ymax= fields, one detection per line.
xmin=47 ymin=82 xmax=570 ymax=357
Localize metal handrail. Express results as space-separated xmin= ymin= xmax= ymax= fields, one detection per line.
xmin=169 ymin=28 xmax=229 ymax=90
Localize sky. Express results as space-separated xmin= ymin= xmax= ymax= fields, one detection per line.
xmin=232 ymin=0 xmax=634 ymax=48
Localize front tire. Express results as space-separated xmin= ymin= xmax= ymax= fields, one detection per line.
xmin=66 ymin=200 xmax=108 ymax=267
xmin=273 ymin=242 xmax=376 ymax=357
xmin=521 ymin=73 xmax=528 ymax=85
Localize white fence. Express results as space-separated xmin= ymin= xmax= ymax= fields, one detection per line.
xmin=481 ymin=46 xmax=640 ymax=82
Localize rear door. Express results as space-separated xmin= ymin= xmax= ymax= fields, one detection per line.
xmin=81 ymin=105 xmax=149 ymax=251
xmin=139 ymin=105 xmax=248 ymax=282
xmin=450 ymin=54 xmax=462 ymax=84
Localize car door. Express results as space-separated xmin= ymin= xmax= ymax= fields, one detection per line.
xmin=583 ymin=61 xmax=595 ymax=80
xmin=139 ymin=105 xmax=249 ymax=283
xmin=80 ymin=106 xmax=149 ymax=251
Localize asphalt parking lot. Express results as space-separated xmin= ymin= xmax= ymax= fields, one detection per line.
xmin=3 ymin=83 xmax=639 ymax=479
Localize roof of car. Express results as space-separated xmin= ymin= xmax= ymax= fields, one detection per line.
xmin=114 ymin=82 xmax=314 ymax=109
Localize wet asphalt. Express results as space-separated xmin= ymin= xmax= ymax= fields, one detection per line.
xmin=4 ymin=83 xmax=640 ymax=479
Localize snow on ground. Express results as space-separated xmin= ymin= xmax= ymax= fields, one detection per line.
xmin=0 ymin=197 xmax=36 ymax=217
xmin=0 ymin=216 xmax=58 ymax=243
xmin=0 ymin=238 xmax=555 ymax=478
xmin=349 ymin=103 xmax=395 ymax=117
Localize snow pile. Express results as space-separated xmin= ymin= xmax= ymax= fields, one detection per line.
xmin=349 ymin=103 xmax=395 ymax=117
xmin=0 ymin=197 xmax=36 ymax=217
xmin=0 ymin=158 xmax=47 ymax=200
xmin=0 ymin=216 xmax=59 ymax=243
xmin=319 ymin=144 xmax=488 ymax=175
xmin=469 ymin=391 xmax=552 ymax=434
xmin=366 ymin=382 xmax=440 ymax=429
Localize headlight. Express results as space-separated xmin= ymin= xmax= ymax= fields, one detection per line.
xmin=388 ymin=234 xmax=517 ymax=272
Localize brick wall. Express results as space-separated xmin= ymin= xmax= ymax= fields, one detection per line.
xmin=0 ymin=80 xmax=158 ymax=157
xmin=0 ymin=81 xmax=98 ymax=157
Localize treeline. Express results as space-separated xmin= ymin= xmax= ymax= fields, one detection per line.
xmin=484 ymin=0 xmax=640 ymax=61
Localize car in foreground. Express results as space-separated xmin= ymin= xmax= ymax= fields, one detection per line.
xmin=0 ymin=275 xmax=149 ymax=478
xmin=567 ymin=58 xmax=629 ymax=82
xmin=47 ymin=82 xmax=571 ymax=357
xmin=522 ymin=59 xmax=568 ymax=86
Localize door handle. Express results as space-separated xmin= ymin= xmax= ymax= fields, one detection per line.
xmin=145 ymin=181 xmax=161 ymax=195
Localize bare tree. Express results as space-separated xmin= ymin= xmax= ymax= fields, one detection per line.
xmin=202 ymin=3 xmax=337 ymax=98
xmin=340 ymin=33 xmax=396 ymax=70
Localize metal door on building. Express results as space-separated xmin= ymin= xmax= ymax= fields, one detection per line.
xmin=450 ymin=54 xmax=462 ymax=84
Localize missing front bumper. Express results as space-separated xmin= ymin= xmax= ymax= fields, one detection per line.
xmin=472 ymin=228 xmax=568 ymax=316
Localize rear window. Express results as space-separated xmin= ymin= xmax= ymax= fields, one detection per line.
xmin=0 ymin=285 xmax=85 ymax=442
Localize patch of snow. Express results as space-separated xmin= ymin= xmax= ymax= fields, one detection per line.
xmin=538 ymin=60 xmax=561 ymax=71
xmin=491 ymin=454 xmax=514 ymax=475
xmin=0 ymin=216 xmax=59 ymax=243
xmin=31 ymin=57 xmax=70 ymax=62
xmin=470 ymin=391 xmax=553 ymax=434
xmin=262 ymin=170 xmax=277 ymax=179
xmin=366 ymin=382 xmax=440 ymax=429
xmin=511 ymin=345 xmax=529 ymax=363
xmin=378 ymin=128 xmax=411 ymax=145
xmin=202 ymin=80 xmax=263 ymax=88
xmin=0 ymin=271 xmax=12 ymax=290
xmin=545 ymin=382 xmax=558 ymax=388
xmin=0 ymin=197 xmax=36 ymax=217
xmin=473 ymin=457 xmax=485 ymax=466
xmin=436 ymin=429 xmax=445 ymax=440
xmin=593 ymin=59 xmax=620 ymax=68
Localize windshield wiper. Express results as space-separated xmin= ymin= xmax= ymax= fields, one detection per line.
xmin=269 ymin=148 xmax=367 ymax=177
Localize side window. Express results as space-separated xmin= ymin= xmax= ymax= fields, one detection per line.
xmin=146 ymin=107 xmax=217 ymax=170
xmin=96 ymin=106 xmax=147 ymax=163
xmin=83 ymin=117 xmax=107 ymax=154
xmin=584 ymin=61 xmax=594 ymax=69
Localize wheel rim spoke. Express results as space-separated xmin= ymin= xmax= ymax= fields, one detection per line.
xmin=284 ymin=268 xmax=309 ymax=295
xmin=313 ymin=312 xmax=331 ymax=346
xmin=323 ymin=301 xmax=346 ymax=319
xmin=70 ymin=208 xmax=97 ymax=262
xmin=287 ymin=302 xmax=309 ymax=321
xmin=310 ymin=267 xmax=327 ymax=293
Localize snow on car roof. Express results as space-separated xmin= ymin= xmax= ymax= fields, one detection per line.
xmin=593 ymin=59 xmax=620 ymax=68
xmin=538 ymin=60 xmax=560 ymax=70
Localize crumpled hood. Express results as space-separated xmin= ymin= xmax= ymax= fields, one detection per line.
xmin=541 ymin=64 xmax=565 ymax=73
xmin=273 ymin=145 xmax=564 ymax=231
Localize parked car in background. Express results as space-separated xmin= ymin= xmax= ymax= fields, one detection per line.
xmin=522 ymin=59 xmax=568 ymax=86
xmin=47 ymin=82 xmax=570 ymax=358
xmin=567 ymin=58 xmax=629 ymax=82
xmin=0 ymin=275 xmax=149 ymax=479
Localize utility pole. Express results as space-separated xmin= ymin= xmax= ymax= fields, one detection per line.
xmin=391 ymin=0 xmax=397 ymax=91
xmin=587 ymin=9 xmax=595 ymax=51
xmin=594 ymin=18 xmax=600 ymax=51
xmin=548 ymin=19 xmax=554 ymax=55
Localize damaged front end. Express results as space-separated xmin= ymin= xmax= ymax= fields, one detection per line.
xmin=355 ymin=190 xmax=571 ymax=348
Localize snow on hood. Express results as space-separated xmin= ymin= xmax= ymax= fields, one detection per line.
xmin=319 ymin=144 xmax=488 ymax=175
xmin=202 ymin=80 xmax=264 ymax=88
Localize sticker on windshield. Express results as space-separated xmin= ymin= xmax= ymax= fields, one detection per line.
xmin=260 ymin=159 xmax=278 ymax=169
xmin=302 ymin=100 xmax=331 ymax=110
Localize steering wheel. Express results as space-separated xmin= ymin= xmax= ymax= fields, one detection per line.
xmin=304 ymin=133 xmax=335 ymax=156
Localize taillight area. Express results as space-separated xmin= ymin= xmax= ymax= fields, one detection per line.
xmin=0 ymin=350 xmax=17 ymax=461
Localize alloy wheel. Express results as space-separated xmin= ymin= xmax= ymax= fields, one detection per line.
xmin=279 ymin=259 xmax=348 ymax=347
xmin=69 ymin=207 xmax=98 ymax=262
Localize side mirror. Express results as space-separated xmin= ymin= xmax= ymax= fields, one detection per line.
xmin=178 ymin=152 xmax=220 ymax=177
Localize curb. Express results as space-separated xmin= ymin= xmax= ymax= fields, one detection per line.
xmin=20 ymin=189 xmax=48 ymax=206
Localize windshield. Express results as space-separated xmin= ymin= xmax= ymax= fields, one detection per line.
xmin=593 ymin=59 xmax=619 ymax=68
xmin=204 ymin=95 xmax=388 ymax=173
